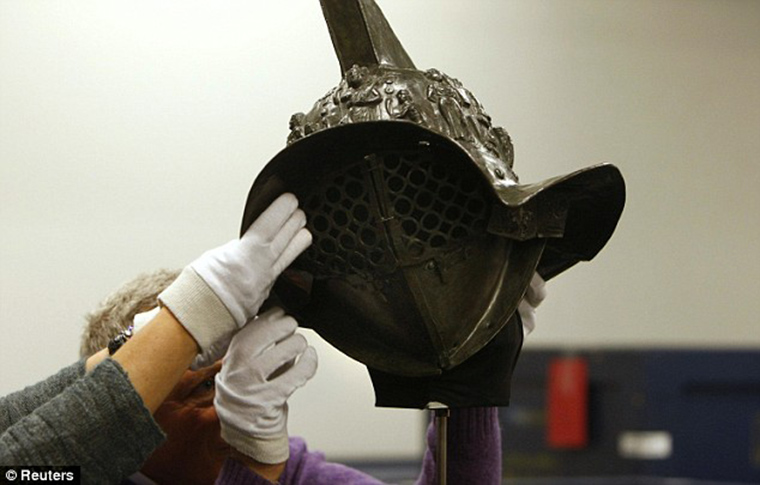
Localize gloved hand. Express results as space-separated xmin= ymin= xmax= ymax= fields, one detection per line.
xmin=214 ymin=306 xmax=318 ymax=464
xmin=158 ymin=193 xmax=311 ymax=352
xmin=517 ymin=272 xmax=547 ymax=337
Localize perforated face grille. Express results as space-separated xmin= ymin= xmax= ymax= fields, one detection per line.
xmin=298 ymin=148 xmax=491 ymax=279
xmin=302 ymin=162 xmax=395 ymax=278
xmin=381 ymin=150 xmax=490 ymax=262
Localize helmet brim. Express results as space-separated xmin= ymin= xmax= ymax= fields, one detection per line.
xmin=242 ymin=121 xmax=625 ymax=282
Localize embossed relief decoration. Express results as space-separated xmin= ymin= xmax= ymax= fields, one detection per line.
xmin=287 ymin=65 xmax=516 ymax=179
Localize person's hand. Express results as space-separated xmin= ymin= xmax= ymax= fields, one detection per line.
xmin=517 ymin=272 xmax=547 ymax=337
xmin=214 ymin=307 xmax=318 ymax=464
xmin=158 ymin=193 xmax=312 ymax=352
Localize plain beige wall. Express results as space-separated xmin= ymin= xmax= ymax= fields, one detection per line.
xmin=1 ymin=0 xmax=758 ymax=460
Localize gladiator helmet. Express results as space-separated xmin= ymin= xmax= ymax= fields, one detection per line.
xmin=241 ymin=0 xmax=625 ymax=379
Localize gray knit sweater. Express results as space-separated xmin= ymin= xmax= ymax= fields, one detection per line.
xmin=0 ymin=359 xmax=165 ymax=483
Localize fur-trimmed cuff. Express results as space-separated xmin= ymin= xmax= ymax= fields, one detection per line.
xmin=158 ymin=267 xmax=236 ymax=352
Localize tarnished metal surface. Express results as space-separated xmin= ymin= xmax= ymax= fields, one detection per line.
xmin=241 ymin=0 xmax=625 ymax=380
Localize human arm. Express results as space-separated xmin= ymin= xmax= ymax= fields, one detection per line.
xmin=212 ymin=307 xmax=390 ymax=485
xmin=213 ymin=410 xmax=501 ymax=485
xmin=0 ymin=301 xmax=226 ymax=476
xmin=91 ymin=192 xmax=311 ymax=413
xmin=216 ymin=437 xmax=386 ymax=485
xmin=0 ymin=311 xmax=193 ymax=473
xmin=415 ymin=407 xmax=502 ymax=485
xmin=0 ymin=361 xmax=86 ymax=434
xmin=214 ymin=307 xmax=318 ymax=483
xmin=0 ymin=358 xmax=165 ymax=481
xmin=1 ymin=193 xmax=310 ymax=480
xmin=113 ymin=307 xmax=200 ymax=412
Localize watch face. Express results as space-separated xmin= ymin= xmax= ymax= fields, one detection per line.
xmin=108 ymin=332 xmax=130 ymax=355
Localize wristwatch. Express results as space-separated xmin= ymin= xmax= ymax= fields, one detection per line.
xmin=108 ymin=326 xmax=134 ymax=355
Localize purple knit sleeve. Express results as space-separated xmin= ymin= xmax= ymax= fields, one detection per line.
xmin=281 ymin=438 xmax=386 ymax=485
xmin=215 ymin=438 xmax=386 ymax=485
xmin=415 ymin=407 xmax=502 ymax=485
xmin=214 ymin=458 xmax=273 ymax=485
xmin=216 ymin=410 xmax=501 ymax=485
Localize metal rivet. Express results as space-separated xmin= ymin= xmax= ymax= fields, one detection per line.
xmin=425 ymin=261 xmax=436 ymax=271
xmin=495 ymin=168 xmax=506 ymax=179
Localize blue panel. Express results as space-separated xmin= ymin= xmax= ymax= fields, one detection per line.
xmin=500 ymin=349 xmax=760 ymax=483
xmin=643 ymin=351 xmax=760 ymax=482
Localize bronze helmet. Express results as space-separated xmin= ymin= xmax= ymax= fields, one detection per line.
xmin=241 ymin=0 xmax=625 ymax=378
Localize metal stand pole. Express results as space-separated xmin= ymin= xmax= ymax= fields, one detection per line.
xmin=435 ymin=408 xmax=450 ymax=485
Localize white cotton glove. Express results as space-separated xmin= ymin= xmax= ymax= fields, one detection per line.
xmin=214 ymin=306 xmax=318 ymax=464
xmin=158 ymin=193 xmax=312 ymax=352
xmin=132 ymin=307 xmax=230 ymax=370
xmin=517 ymin=272 xmax=547 ymax=338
